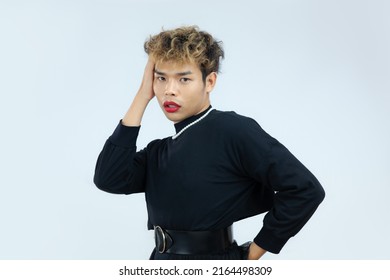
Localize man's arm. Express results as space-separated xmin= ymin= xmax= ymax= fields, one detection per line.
xmin=122 ymin=58 xmax=155 ymax=126
xmin=93 ymin=58 xmax=155 ymax=194
xmin=248 ymin=242 xmax=267 ymax=260
xmin=235 ymin=117 xmax=325 ymax=256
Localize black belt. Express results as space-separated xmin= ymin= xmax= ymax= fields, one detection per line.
xmin=154 ymin=225 xmax=233 ymax=255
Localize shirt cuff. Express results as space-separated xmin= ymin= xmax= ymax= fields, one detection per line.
xmin=108 ymin=120 xmax=141 ymax=148
xmin=253 ymin=228 xmax=289 ymax=254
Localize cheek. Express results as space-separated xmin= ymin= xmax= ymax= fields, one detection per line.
xmin=153 ymin=83 xmax=158 ymax=93
xmin=190 ymin=85 xmax=207 ymax=99
xmin=154 ymin=86 xmax=165 ymax=104
xmin=153 ymin=83 xmax=163 ymax=97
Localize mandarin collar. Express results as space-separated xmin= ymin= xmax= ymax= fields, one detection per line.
xmin=174 ymin=105 xmax=213 ymax=134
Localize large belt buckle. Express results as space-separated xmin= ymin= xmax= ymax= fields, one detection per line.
xmin=154 ymin=226 xmax=167 ymax=253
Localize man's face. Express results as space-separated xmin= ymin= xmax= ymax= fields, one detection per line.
xmin=153 ymin=60 xmax=216 ymax=123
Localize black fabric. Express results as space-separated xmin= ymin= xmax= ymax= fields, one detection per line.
xmin=94 ymin=107 xmax=325 ymax=255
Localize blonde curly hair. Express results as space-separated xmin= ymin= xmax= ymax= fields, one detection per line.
xmin=144 ymin=26 xmax=224 ymax=81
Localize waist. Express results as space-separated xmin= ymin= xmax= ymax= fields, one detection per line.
xmin=154 ymin=225 xmax=234 ymax=255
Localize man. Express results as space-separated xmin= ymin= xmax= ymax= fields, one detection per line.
xmin=94 ymin=26 xmax=325 ymax=260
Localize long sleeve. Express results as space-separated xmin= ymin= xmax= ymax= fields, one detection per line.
xmin=235 ymin=117 xmax=325 ymax=254
xmin=93 ymin=110 xmax=325 ymax=254
xmin=93 ymin=120 xmax=147 ymax=194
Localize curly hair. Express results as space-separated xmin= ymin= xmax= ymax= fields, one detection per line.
xmin=144 ymin=26 xmax=224 ymax=81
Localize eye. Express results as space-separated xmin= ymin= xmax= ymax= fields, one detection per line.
xmin=180 ymin=77 xmax=191 ymax=83
xmin=156 ymin=76 xmax=166 ymax=82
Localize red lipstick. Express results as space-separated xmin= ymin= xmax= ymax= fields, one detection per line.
xmin=163 ymin=101 xmax=181 ymax=113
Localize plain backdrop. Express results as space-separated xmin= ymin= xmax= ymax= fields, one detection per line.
xmin=0 ymin=0 xmax=389 ymax=259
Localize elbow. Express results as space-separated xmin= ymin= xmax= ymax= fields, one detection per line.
xmin=308 ymin=180 xmax=325 ymax=208
xmin=93 ymin=172 xmax=109 ymax=192
xmin=318 ymin=185 xmax=326 ymax=203
xmin=93 ymin=171 xmax=118 ymax=193
xmin=93 ymin=164 xmax=121 ymax=193
xmin=93 ymin=171 xmax=136 ymax=195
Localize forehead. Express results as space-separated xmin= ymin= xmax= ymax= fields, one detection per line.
xmin=155 ymin=60 xmax=201 ymax=74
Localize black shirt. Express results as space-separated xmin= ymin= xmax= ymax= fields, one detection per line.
xmin=94 ymin=107 xmax=325 ymax=254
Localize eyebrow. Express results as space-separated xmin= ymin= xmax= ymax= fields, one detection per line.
xmin=154 ymin=70 xmax=193 ymax=76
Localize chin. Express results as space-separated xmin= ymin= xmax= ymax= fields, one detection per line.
xmin=163 ymin=112 xmax=183 ymax=123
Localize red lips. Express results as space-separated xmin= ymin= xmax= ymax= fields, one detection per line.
xmin=163 ymin=101 xmax=181 ymax=113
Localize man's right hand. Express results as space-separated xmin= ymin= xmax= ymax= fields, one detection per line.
xmin=137 ymin=57 xmax=155 ymax=101
xmin=121 ymin=57 xmax=156 ymax=127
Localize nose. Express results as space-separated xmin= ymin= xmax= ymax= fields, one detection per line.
xmin=164 ymin=80 xmax=177 ymax=96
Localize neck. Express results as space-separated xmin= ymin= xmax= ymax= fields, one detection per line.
xmin=173 ymin=105 xmax=213 ymax=135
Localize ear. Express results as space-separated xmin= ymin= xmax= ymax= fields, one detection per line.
xmin=205 ymin=72 xmax=217 ymax=93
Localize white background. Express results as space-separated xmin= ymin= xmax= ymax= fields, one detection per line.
xmin=0 ymin=0 xmax=389 ymax=259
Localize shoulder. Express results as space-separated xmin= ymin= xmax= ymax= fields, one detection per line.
xmin=208 ymin=109 xmax=278 ymax=149
xmin=209 ymin=109 xmax=264 ymax=134
xmin=142 ymin=135 xmax=170 ymax=153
